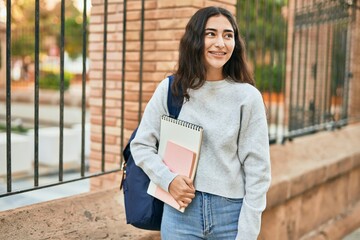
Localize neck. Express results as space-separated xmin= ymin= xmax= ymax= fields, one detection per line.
xmin=206 ymin=69 xmax=224 ymax=81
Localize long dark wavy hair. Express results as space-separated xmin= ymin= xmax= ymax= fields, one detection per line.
xmin=172 ymin=6 xmax=254 ymax=100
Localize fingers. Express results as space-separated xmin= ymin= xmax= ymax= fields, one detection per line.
xmin=177 ymin=194 xmax=195 ymax=208
xmin=177 ymin=199 xmax=191 ymax=208
xmin=183 ymin=177 xmax=195 ymax=190
xmin=169 ymin=175 xmax=196 ymax=208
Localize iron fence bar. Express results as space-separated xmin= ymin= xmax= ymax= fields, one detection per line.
xmin=59 ymin=0 xmax=65 ymax=181
xmin=6 ymin=0 xmax=12 ymax=193
xmin=0 ymin=168 xmax=122 ymax=198
xmin=283 ymin=123 xmax=320 ymax=142
xmin=268 ymin=0 xmax=275 ymax=128
xmin=282 ymin=116 xmax=350 ymax=143
xmin=323 ymin=23 xmax=332 ymax=122
xmin=316 ymin=30 xmax=324 ymax=125
xmin=269 ymin=1 xmax=281 ymax=143
xmin=253 ymin=0 xmax=258 ymax=78
xmin=280 ymin=0 xmax=289 ymax=144
xmin=138 ymin=0 xmax=145 ymax=123
xmin=267 ymin=0 xmax=275 ymax=141
xmin=259 ymin=0 xmax=269 ymax=93
xmin=120 ymin=0 xmax=127 ymax=168
xmin=300 ymin=21 xmax=309 ymax=128
xmin=312 ymin=5 xmax=321 ymax=126
xmin=318 ymin=22 xmax=336 ymax=125
xmin=295 ymin=23 xmax=303 ymax=130
xmin=244 ymin=0 xmax=250 ymax=59
xmin=81 ymin=0 xmax=88 ymax=177
xmin=101 ymin=0 xmax=108 ymax=172
xmin=342 ymin=19 xmax=352 ymax=120
xmin=329 ymin=22 xmax=338 ymax=124
xmin=284 ymin=0 xmax=298 ymax=140
xmin=338 ymin=24 xmax=347 ymax=121
xmin=34 ymin=0 xmax=40 ymax=186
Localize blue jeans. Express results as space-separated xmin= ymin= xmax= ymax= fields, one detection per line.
xmin=161 ymin=191 xmax=243 ymax=240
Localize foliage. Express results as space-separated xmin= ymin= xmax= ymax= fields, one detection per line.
xmin=237 ymin=0 xmax=288 ymax=53
xmin=11 ymin=0 xmax=49 ymax=26
xmin=62 ymin=17 xmax=88 ymax=60
xmin=0 ymin=123 xmax=28 ymax=133
xmin=11 ymin=0 xmax=87 ymax=60
xmin=39 ymin=70 xmax=72 ymax=91
xmin=11 ymin=34 xmax=35 ymax=59
xmin=255 ymin=64 xmax=283 ymax=93
xmin=237 ymin=0 xmax=288 ymax=94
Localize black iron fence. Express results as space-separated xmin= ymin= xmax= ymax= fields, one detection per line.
xmin=284 ymin=0 xmax=356 ymax=141
xmin=1 ymin=0 xmax=99 ymax=198
xmin=239 ymin=0 xmax=357 ymax=143
xmin=0 ymin=0 xmax=358 ymax=198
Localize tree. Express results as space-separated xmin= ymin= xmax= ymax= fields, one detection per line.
xmin=11 ymin=0 xmax=52 ymax=62
xmin=51 ymin=0 xmax=87 ymax=60
xmin=237 ymin=0 xmax=288 ymax=92
xmin=11 ymin=0 xmax=87 ymax=61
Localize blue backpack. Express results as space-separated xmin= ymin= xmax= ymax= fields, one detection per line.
xmin=121 ymin=75 xmax=183 ymax=230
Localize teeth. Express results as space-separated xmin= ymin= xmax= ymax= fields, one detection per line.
xmin=211 ymin=52 xmax=225 ymax=55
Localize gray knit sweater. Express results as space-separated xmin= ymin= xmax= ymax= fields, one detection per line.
xmin=130 ymin=77 xmax=271 ymax=239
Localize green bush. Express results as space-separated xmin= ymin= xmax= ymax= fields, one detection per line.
xmin=39 ymin=70 xmax=72 ymax=90
xmin=0 ymin=123 xmax=28 ymax=134
xmin=255 ymin=64 xmax=283 ymax=93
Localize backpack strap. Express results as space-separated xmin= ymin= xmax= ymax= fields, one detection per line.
xmin=167 ymin=75 xmax=183 ymax=119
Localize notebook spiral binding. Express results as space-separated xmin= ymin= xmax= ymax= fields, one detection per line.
xmin=162 ymin=115 xmax=203 ymax=131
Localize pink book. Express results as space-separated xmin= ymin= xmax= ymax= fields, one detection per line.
xmin=163 ymin=140 xmax=196 ymax=177
xmin=148 ymin=140 xmax=196 ymax=212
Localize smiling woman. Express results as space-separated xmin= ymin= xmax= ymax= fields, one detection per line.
xmin=130 ymin=6 xmax=271 ymax=240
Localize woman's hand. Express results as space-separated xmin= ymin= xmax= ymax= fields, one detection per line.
xmin=168 ymin=175 xmax=196 ymax=208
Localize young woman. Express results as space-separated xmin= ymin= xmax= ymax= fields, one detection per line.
xmin=131 ymin=6 xmax=271 ymax=240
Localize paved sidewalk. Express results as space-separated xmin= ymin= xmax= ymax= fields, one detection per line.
xmin=0 ymin=172 xmax=90 ymax=211
xmin=343 ymin=228 xmax=360 ymax=240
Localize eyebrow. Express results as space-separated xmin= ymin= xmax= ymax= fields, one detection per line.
xmin=205 ymin=28 xmax=234 ymax=33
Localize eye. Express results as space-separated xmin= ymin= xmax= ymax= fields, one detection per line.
xmin=205 ymin=31 xmax=216 ymax=37
xmin=224 ymin=33 xmax=234 ymax=39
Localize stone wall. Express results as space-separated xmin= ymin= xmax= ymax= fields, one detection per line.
xmin=259 ymin=123 xmax=360 ymax=239
xmin=88 ymin=0 xmax=237 ymax=190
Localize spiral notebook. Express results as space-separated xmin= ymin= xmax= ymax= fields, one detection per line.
xmin=147 ymin=115 xmax=203 ymax=212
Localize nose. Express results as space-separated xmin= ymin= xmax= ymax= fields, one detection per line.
xmin=214 ymin=36 xmax=225 ymax=48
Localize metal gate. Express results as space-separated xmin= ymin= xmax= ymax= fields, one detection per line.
xmin=286 ymin=0 xmax=357 ymax=139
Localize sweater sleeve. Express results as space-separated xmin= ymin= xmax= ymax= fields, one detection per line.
xmin=236 ymin=90 xmax=272 ymax=240
xmin=130 ymin=78 xmax=178 ymax=192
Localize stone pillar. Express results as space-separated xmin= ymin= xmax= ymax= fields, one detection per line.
xmin=349 ymin=5 xmax=360 ymax=121
xmin=88 ymin=0 xmax=237 ymax=190
xmin=0 ymin=22 xmax=5 ymax=89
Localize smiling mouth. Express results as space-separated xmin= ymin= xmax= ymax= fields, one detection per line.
xmin=209 ymin=51 xmax=226 ymax=56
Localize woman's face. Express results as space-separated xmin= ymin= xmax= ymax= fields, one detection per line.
xmin=203 ymin=15 xmax=235 ymax=79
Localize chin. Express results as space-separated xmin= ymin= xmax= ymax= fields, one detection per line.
xmin=209 ymin=63 xmax=227 ymax=69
